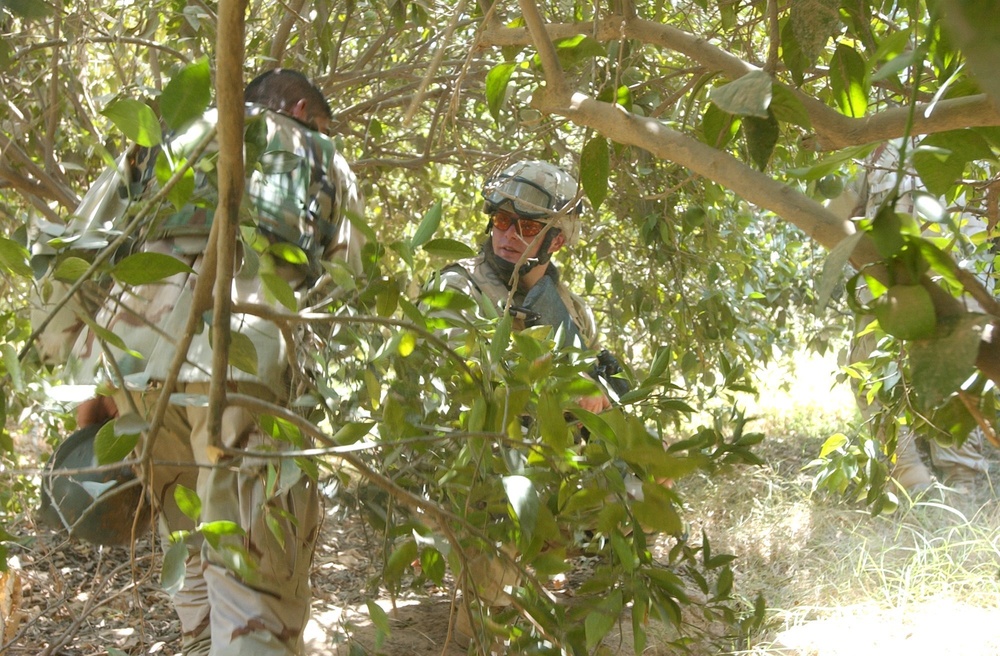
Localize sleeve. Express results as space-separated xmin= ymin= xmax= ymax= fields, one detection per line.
xmin=562 ymin=287 xmax=601 ymax=350
xmin=30 ymin=154 xmax=136 ymax=365
xmin=324 ymin=152 xmax=366 ymax=276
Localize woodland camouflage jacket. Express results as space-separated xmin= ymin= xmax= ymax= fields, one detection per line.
xmin=32 ymin=105 xmax=365 ymax=397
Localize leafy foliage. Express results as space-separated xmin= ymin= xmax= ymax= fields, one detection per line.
xmin=2 ymin=0 xmax=1000 ymax=651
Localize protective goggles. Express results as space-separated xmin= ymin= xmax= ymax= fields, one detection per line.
xmin=482 ymin=174 xmax=569 ymax=219
xmin=490 ymin=209 xmax=547 ymax=238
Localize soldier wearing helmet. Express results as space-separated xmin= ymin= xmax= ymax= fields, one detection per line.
xmin=437 ymin=158 xmax=612 ymax=414
xmin=429 ymin=158 xmax=611 ymax=646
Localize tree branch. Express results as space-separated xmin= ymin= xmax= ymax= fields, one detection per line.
xmin=478 ymin=15 xmax=1000 ymax=150
xmin=518 ymin=0 xmax=571 ymax=101
xmin=0 ymin=134 xmax=79 ymax=210
xmin=210 ymin=0 xmax=248 ymax=442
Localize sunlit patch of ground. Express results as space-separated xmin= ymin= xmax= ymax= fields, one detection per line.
xmin=770 ymin=596 xmax=1000 ymax=656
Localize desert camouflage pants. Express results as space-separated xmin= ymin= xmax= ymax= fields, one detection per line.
xmin=117 ymin=382 xmax=319 ymax=655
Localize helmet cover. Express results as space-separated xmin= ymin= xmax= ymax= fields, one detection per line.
xmin=482 ymin=160 xmax=582 ymax=244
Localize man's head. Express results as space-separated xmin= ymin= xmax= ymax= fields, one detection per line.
xmin=481 ymin=159 xmax=582 ymax=278
xmin=244 ymin=68 xmax=333 ymax=133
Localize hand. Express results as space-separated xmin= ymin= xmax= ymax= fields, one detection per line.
xmin=76 ymin=396 xmax=118 ymax=428
xmin=575 ymin=392 xmax=611 ymax=415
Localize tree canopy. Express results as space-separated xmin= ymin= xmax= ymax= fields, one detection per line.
xmin=2 ymin=0 xmax=1000 ymax=651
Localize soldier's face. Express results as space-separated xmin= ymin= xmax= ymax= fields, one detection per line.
xmin=491 ymin=213 xmax=545 ymax=264
xmin=491 ymin=210 xmax=565 ymax=264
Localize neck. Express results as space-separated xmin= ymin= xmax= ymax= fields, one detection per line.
xmin=519 ymin=262 xmax=549 ymax=290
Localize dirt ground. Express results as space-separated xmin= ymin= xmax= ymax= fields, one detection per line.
xmin=4 ymin=419 xmax=1000 ymax=655
xmin=0 ymin=491 xmax=668 ymax=656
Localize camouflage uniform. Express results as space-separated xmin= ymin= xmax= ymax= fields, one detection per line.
xmin=846 ymin=140 xmax=989 ymax=493
xmin=34 ymin=106 xmax=364 ymax=654
xmin=432 ymin=250 xmax=599 ymax=622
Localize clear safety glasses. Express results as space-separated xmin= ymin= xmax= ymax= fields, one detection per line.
xmin=482 ymin=174 xmax=560 ymax=219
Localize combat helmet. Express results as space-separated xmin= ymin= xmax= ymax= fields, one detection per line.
xmin=482 ymin=159 xmax=583 ymax=245
xmin=38 ymin=422 xmax=150 ymax=546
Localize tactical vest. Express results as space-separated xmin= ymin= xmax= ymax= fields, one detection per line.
xmin=441 ymin=252 xmax=598 ymax=349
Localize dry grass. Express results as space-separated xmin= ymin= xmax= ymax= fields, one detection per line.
xmin=677 ymin=350 xmax=1000 ymax=655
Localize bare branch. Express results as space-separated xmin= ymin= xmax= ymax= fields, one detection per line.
xmin=478 ymin=15 xmax=1000 ymax=150
xmin=518 ymin=0 xmax=571 ymax=100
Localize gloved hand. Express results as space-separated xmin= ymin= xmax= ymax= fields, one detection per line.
xmin=522 ymin=275 xmax=583 ymax=348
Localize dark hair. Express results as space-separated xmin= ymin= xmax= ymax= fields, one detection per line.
xmin=244 ymin=69 xmax=332 ymax=126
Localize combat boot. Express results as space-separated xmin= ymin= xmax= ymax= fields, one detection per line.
xmin=892 ymin=432 xmax=933 ymax=495
xmin=940 ymin=466 xmax=980 ymax=496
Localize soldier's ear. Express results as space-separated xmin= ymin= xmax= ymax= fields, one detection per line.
xmin=289 ymin=98 xmax=310 ymax=122
xmin=547 ymin=232 xmax=566 ymax=253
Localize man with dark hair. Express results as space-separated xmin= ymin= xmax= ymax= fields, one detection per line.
xmin=245 ymin=68 xmax=333 ymax=130
xmin=33 ymin=69 xmax=365 ymax=655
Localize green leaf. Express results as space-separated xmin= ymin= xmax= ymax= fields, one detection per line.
xmin=384 ymin=539 xmax=418 ymax=588
xmin=102 ymin=98 xmax=162 ymax=148
xmin=769 ymin=83 xmax=812 ymax=129
xmin=419 ymin=547 xmax=446 ymax=585
xmin=174 ymin=484 xmax=202 ymax=521
xmin=872 ymin=48 xmax=919 ymax=82
xmin=709 ymin=70 xmax=772 ymax=118
xmin=112 ymin=252 xmax=194 ymax=286
xmin=647 ymin=345 xmax=671 ymax=380
xmin=503 ymin=475 xmax=540 ymax=543
xmin=1 ymin=344 xmax=23 ymax=393
xmin=261 ymin=272 xmax=297 ymax=312
xmin=491 ymin=313 xmax=513 ymax=364
xmin=0 ymin=237 xmax=31 ymax=277
xmin=485 ymin=62 xmax=517 ymax=123
xmin=553 ymin=34 xmax=607 ymax=69
xmin=160 ymin=57 xmax=212 ymax=132
xmin=228 ymin=330 xmax=259 ymax=375
xmin=700 ymin=103 xmax=739 ymax=148
xmin=869 ymin=203 xmax=905 ymax=259
xmin=93 ymin=420 xmax=139 ymax=465
xmin=580 ymin=136 xmax=610 ymax=210
xmin=632 ymin=482 xmax=682 ymax=534
xmin=912 ymin=130 xmax=996 ymax=197
xmin=816 ymin=231 xmax=865 ymax=311
xmin=265 ymin=509 xmax=286 ymax=550
xmin=346 ymin=206 xmax=377 ymax=243
xmin=830 ymin=45 xmax=869 ymax=118
xmin=422 ymin=238 xmax=477 ymax=260
xmin=871 ymin=29 xmax=917 ymax=82
xmin=366 ymin=599 xmax=391 ymax=649
xmin=53 ymin=256 xmax=93 ymax=283
xmin=161 ymin=541 xmax=189 ymax=596
xmin=81 ymin=314 xmax=143 ymax=359
xmin=910 ymin=314 xmax=986 ymax=406
xmin=940 ymin=0 xmax=1000 ymax=107
xmin=267 ymin=242 xmax=309 ymax=266
xmin=197 ymin=520 xmax=244 ymax=550
xmin=780 ymin=17 xmax=808 ymax=86
xmin=597 ymin=83 xmax=633 ymax=111
xmin=585 ymin=589 xmax=623 ymax=650
xmin=538 ymin=390 xmax=570 ymax=448
xmin=155 ymin=151 xmax=196 ymax=210
xmin=743 ymin=111 xmax=779 ymax=170
xmin=819 ymin=433 xmax=848 ymax=457
xmin=411 ymin=200 xmax=443 ymax=249
xmin=332 ymin=421 xmax=375 ymax=445
xmin=1 ymin=0 xmax=50 ymax=19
